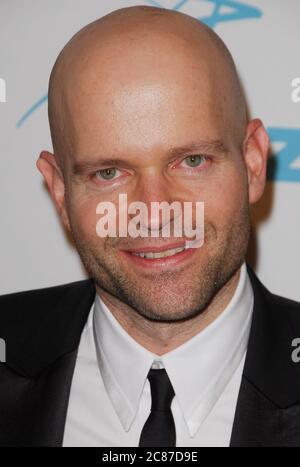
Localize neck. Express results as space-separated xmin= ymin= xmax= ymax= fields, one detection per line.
xmin=96 ymin=267 xmax=241 ymax=356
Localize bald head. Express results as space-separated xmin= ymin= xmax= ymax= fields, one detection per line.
xmin=39 ymin=5 xmax=269 ymax=329
xmin=48 ymin=5 xmax=247 ymax=170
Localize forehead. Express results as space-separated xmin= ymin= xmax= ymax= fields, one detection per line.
xmin=61 ymin=32 xmax=231 ymax=159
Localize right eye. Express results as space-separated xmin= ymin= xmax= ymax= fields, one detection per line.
xmin=94 ymin=168 xmax=121 ymax=181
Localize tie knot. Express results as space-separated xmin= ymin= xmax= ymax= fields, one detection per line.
xmin=147 ymin=368 xmax=175 ymax=412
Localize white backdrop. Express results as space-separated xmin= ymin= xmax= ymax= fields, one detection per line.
xmin=0 ymin=0 xmax=299 ymax=299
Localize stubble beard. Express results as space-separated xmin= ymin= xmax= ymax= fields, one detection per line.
xmin=69 ymin=199 xmax=251 ymax=323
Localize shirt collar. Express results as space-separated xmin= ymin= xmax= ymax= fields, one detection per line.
xmin=93 ymin=261 xmax=253 ymax=436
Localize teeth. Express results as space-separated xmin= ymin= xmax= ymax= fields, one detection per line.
xmin=132 ymin=246 xmax=186 ymax=259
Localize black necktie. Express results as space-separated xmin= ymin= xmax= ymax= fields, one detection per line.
xmin=139 ymin=368 xmax=176 ymax=447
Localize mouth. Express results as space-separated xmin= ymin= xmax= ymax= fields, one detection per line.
xmin=119 ymin=242 xmax=198 ymax=270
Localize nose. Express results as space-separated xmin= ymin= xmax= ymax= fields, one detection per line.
xmin=129 ymin=172 xmax=181 ymax=237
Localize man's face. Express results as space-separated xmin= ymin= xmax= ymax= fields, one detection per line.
xmin=58 ymin=37 xmax=250 ymax=322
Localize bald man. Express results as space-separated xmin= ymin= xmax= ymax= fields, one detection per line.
xmin=1 ymin=5 xmax=300 ymax=448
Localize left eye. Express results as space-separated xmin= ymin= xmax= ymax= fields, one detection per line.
xmin=182 ymin=155 xmax=207 ymax=168
xmin=94 ymin=168 xmax=121 ymax=181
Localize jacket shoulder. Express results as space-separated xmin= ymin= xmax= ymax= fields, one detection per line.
xmin=247 ymin=265 xmax=300 ymax=321
xmin=0 ymin=279 xmax=95 ymax=327
xmin=243 ymin=266 xmax=300 ymax=409
xmin=0 ymin=278 xmax=96 ymax=375
xmin=0 ymin=279 xmax=93 ymax=305
xmin=265 ymin=289 xmax=300 ymax=324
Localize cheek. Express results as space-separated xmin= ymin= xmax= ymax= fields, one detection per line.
xmin=68 ymin=195 xmax=100 ymax=242
xmin=204 ymin=166 xmax=248 ymax=228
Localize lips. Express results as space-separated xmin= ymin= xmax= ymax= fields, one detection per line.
xmin=131 ymin=245 xmax=186 ymax=259
xmin=122 ymin=241 xmax=187 ymax=254
xmin=119 ymin=241 xmax=197 ymax=270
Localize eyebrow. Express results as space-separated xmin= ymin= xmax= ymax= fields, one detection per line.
xmin=72 ymin=139 xmax=228 ymax=175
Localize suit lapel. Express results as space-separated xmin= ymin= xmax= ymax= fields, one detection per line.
xmin=0 ymin=278 xmax=96 ymax=447
xmin=230 ymin=265 xmax=300 ymax=447
xmin=0 ymin=349 xmax=78 ymax=446
xmin=230 ymin=377 xmax=283 ymax=447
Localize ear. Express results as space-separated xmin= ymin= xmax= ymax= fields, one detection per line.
xmin=36 ymin=151 xmax=71 ymax=231
xmin=243 ymin=118 xmax=270 ymax=205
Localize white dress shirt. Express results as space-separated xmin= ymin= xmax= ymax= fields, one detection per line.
xmin=63 ymin=262 xmax=253 ymax=447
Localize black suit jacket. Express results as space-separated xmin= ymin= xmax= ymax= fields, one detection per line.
xmin=1 ymin=264 xmax=300 ymax=447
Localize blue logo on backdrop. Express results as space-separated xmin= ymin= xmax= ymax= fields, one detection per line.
xmin=16 ymin=94 xmax=48 ymax=128
xmin=146 ymin=0 xmax=262 ymax=28
xmin=16 ymin=1 xmax=300 ymax=182
xmin=267 ymin=128 xmax=300 ymax=183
